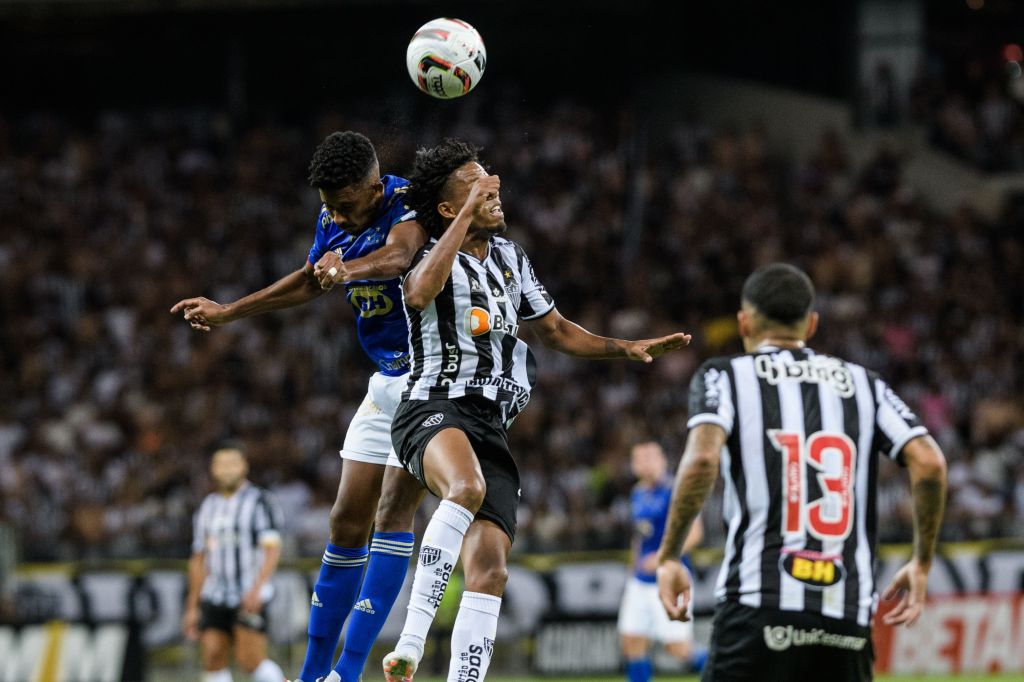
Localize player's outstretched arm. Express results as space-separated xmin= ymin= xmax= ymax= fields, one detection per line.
xmin=525 ymin=307 xmax=691 ymax=362
xmin=313 ymin=220 xmax=428 ymax=288
xmin=655 ymin=424 xmax=725 ymax=621
xmin=882 ymin=435 xmax=947 ymax=627
xmin=170 ymin=265 xmax=325 ymax=331
xmin=403 ymin=176 xmax=497 ymax=310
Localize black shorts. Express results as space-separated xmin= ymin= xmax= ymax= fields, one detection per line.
xmin=199 ymin=600 xmax=270 ymax=634
xmin=391 ymin=396 xmax=520 ymax=542
xmin=703 ymin=600 xmax=874 ymax=682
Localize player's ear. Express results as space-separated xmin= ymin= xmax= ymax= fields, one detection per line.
xmin=437 ymin=201 xmax=458 ymax=220
xmin=804 ymin=312 xmax=819 ymax=341
xmin=737 ymin=309 xmax=751 ymax=338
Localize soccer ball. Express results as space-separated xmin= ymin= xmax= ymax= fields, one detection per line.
xmin=406 ymin=18 xmax=487 ymax=99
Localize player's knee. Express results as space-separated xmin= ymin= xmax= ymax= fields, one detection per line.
xmin=200 ymin=644 xmax=229 ymax=671
xmin=465 ymin=560 xmax=508 ymax=594
xmin=328 ymin=502 xmax=374 ymax=546
xmin=666 ymin=641 xmax=692 ymax=661
xmin=374 ymin=488 xmax=417 ymax=532
xmin=445 ymin=477 xmax=486 ymax=513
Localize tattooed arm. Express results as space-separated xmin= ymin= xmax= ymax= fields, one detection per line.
xmin=882 ymin=435 xmax=947 ymax=626
xmin=655 ymin=423 xmax=726 ymax=620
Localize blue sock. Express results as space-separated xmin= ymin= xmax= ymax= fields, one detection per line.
xmin=625 ymin=657 xmax=652 ymax=682
xmin=334 ymin=532 xmax=415 ymax=682
xmin=690 ymin=647 xmax=709 ymax=673
xmin=298 ymin=543 xmax=368 ymax=682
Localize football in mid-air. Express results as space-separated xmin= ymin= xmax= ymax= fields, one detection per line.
xmin=406 ymin=18 xmax=486 ymax=99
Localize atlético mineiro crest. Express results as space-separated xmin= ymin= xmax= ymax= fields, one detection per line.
xmin=422 ymin=413 xmax=444 ymax=428
xmin=419 ymin=545 xmax=442 ymax=566
xmin=483 ymin=637 xmax=495 ymax=659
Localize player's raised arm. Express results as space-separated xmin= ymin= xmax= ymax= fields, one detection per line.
xmin=524 ymin=307 xmax=691 ymax=362
xmin=402 ymin=175 xmax=498 ymax=310
xmin=313 ymin=219 xmax=428 ymax=288
xmin=170 ymin=264 xmax=325 ymax=332
xmin=882 ymin=435 xmax=947 ymax=627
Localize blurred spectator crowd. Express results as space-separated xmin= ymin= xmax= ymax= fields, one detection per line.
xmin=1 ymin=95 xmax=1022 ymax=563
xmin=910 ymin=47 xmax=1024 ymax=171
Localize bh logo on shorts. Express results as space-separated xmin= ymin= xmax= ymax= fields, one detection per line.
xmin=419 ymin=545 xmax=442 ymax=566
xmin=422 ymin=413 xmax=444 ymax=428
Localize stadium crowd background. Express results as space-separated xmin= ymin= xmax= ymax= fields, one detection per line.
xmin=2 ymin=69 xmax=1022 ymax=563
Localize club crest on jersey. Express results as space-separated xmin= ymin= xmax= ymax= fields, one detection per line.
xmin=779 ymin=549 xmax=846 ymax=589
xmin=419 ymin=545 xmax=442 ymax=566
xmin=422 ymin=413 xmax=445 ymax=428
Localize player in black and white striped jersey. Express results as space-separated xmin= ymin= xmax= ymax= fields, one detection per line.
xmin=184 ymin=445 xmax=286 ymax=682
xmin=378 ymin=138 xmax=692 ymax=682
xmin=655 ymin=263 xmax=948 ymax=682
xmin=400 ymin=215 xmax=555 ymax=424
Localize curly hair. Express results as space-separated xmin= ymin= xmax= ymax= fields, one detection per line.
xmin=406 ymin=138 xmax=481 ymax=237
xmin=307 ymin=131 xmax=378 ymax=190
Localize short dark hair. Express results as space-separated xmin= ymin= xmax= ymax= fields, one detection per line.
xmin=741 ymin=263 xmax=815 ymax=326
xmin=307 ymin=131 xmax=378 ymax=190
xmin=406 ymin=138 xmax=481 ymax=237
xmin=213 ymin=438 xmax=247 ymax=458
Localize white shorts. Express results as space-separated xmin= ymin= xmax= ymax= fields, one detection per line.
xmin=340 ymin=372 xmax=406 ymax=468
xmin=617 ymin=576 xmax=694 ymax=644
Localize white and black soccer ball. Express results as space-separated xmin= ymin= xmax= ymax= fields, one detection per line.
xmin=406 ymin=18 xmax=486 ymax=99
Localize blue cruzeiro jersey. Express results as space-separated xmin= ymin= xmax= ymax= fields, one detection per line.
xmin=308 ymin=175 xmax=416 ymax=377
xmin=631 ymin=478 xmax=691 ymax=583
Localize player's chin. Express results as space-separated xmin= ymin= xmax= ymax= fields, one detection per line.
xmin=485 ymin=218 xmax=507 ymax=233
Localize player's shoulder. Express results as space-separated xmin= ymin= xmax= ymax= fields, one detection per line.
xmin=197 ymin=491 xmax=218 ymax=510
xmin=491 ymin=235 xmax=528 ymax=259
xmin=382 ymin=175 xmax=417 ymax=223
xmin=694 ymin=353 xmax=740 ymax=375
xmin=317 ymin=203 xmax=332 ymax=228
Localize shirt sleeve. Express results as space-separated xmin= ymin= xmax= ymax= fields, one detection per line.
xmin=872 ymin=376 xmax=929 ymax=464
xmin=687 ymin=360 xmax=736 ymax=435
xmin=252 ymin=491 xmax=284 ymax=546
xmin=191 ymin=498 xmax=208 ymax=555
xmin=513 ymin=244 xmax=555 ymax=320
xmin=402 ymin=240 xmax=435 ymax=277
xmin=307 ymin=206 xmax=332 ymax=266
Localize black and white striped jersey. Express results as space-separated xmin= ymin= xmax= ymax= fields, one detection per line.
xmin=688 ymin=346 xmax=929 ymax=626
xmin=401 ymin=235 xmax=555 ymax=423
xmin=191 ymin=482 xmax=283 ymax=607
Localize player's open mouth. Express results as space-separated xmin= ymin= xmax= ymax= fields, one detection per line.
xmin=489 ymin=204 xmax=503 ymax=217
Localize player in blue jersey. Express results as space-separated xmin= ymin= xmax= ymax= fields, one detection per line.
xmin=619 ymin=442 xmax=704 ymax=682
xmin=171 ymin=131 xmax=428 ymax=682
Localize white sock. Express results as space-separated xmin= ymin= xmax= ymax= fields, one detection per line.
xmin=251 ymin=658 xmax=284 ymax=682
xmin=323 ymin=672 xmax=342 ymax=682
xmin=447 ymin=592 xmax=502 ymax=682
xmin=202 ymin=670 xmax=232 ymax=682
xmin=395 ymin=500 xmax=474 ymax=659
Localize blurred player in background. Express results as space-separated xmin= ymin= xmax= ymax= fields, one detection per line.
xmin=619 ymin=441 xmax=704 ymax=681
xmin=656 ymin=263 xmax=948 ymax=681
xmin=171 ymin=131 xmax=428 ymax=682
xmin=378 ymin=138 xmax=692 ymax=682
xmin=183 ymin=445 xmax=285 ymax=682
